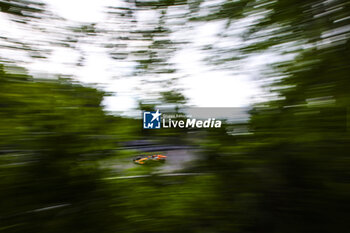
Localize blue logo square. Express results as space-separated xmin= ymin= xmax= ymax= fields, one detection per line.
xmin=143 ymin=110 xmax=161 ymax=129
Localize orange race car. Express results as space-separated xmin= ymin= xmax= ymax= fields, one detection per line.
xmin=133 ymin=154 xmax=167 ymax=165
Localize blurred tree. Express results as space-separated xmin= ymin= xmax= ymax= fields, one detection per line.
xmin=192 ymin=0 xmax=350 ymax=232
xmin=0 ymin=64 xmax=122 ymax=233
xmin=1 ymin=0 xmax=350 ymax=233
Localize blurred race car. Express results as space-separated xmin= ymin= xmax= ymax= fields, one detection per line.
xmin=133 ymin=154 xmax=167 ymax=165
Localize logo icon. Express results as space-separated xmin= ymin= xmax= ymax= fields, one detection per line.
xmin=143 ymin=110 xmax=161 ymax=129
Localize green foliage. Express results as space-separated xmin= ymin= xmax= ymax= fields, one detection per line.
xmin=0 ymin=0 xmax=44 ymax=18
xmin=0 ymin=65 xmax=120 ymax=233
xmin=160 ymin=91 xmax=187 ymax=105
xmin=1 ymin=0 xmax=350 ymax=232
xmin=192 ymin=1 xmax=350 ymax=232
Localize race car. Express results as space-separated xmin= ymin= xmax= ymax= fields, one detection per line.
xmin=133 ymin=154 xmax=167 ymax=165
